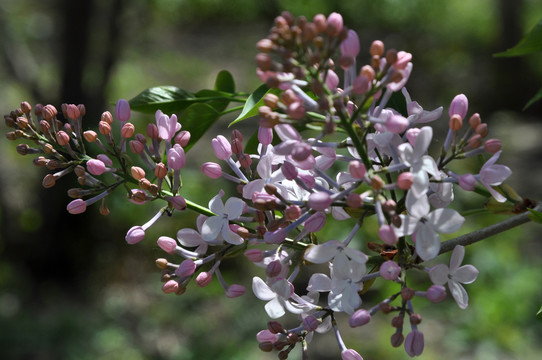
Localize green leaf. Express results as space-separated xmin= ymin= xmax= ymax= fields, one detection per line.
xmin=214 ymin=70 xmax=235 ymax=93
xmin=528 ymin=208 xmax=542 ymax=224
xmin=537 ymin=305 xmax=542 ymax=321
xmin=494 ymin=20 xmax=542 ymax=57
xmin=178 ymin=103 xmax=220 ymax=152
xmin=230 ymin=84 xmax=280 ymax=126
xmin=195 ymin=89 xmax=233 ymax=113
xmin=523 ymin=86 xmax=542 ymax=110
xmin=382 ymin=90 xmax=408 ymax=117
xmin=129 ymin=86 xmax=196 ymax=114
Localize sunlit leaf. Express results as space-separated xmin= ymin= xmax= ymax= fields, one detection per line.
xmin=494 ymin=20 xmax=542 ymax=57
xmin=178 ymin=103 xmax=219 ymax=152
xmin=214 ymin=70 xmax=235 ymax=93
xmin=537 ymin=305 xmax=542 ymax=321
xmin=129 ymin=86 xmax=196 ymax=114
xmin=229 ymin=84 xmax=280 ymax=126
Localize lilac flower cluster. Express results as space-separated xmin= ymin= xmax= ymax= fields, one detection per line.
xmin=3 ymin=10 xmax=533 ymax=360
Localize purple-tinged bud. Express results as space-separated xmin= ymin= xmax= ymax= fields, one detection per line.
xmin=346 ymin=193 xmax=362 ymax=208
xmin=226 ymin=284 xmax=246 ymax=298
xmin=129 ymin=140 xmax=144 ymax=154
xmin=167 ymin=144 xmax=186 ymax=170
xmin=291 ymin=142 xmax=312 ymax=161
xmin=39 ymin=120 xmax=50 ymax=134
xmin=397 ymin=172 xmax=414 ymax=190
xmin=66 ymin=104 xmax=80 ymax=119
xmin=125 ymin=226 xmax=145 ymax=244
xmin=386 ymin=114 xmax=409 ymax=134
xmin=405 ymin=128 xmax=420 ymax=146
xmin=449 ymin=114 xmax=463 ymax=131
xmin=308 ymin=192 xmax=332 ymax=211
xmin=313 ymin=14 xmax=327 ymax=33
xmin=484 ymin=138 xmax=502 ymax=154
xmin=99 ymin=121 xmax=111 ymax=135
xmin=281 ymin=161 xmax=298 ymax=180
xmin=67 ymin=199 xmax=87 ymax=214
xmin=42 ymin=174 xmax=56 ymax=188
xmin=325 ymin=69 xmax=339 ymax=90
xmin=157 ymin=236 xmax=177 ymax=254
xmin=287 ymin=102 xmax=306 ymax=120
xmin=264 ymin=229 xmax=287 ymax=244
xmin=401 ymin=287 xmax=415 ymax=301
xmin=258 ymin=341 xmax=273 ymax=353
xmin=378 ymin=225 xmax=398 ymax=246
xmin=258 ymin=126 xmax=273 ymax=145
xmin=212 ymin=135 xmax=232 ymax=160
xmin=302 ymin=315 xmax=320 ymax=332
xmin=475 ymin=123 xmax=488 ymax=138
xmin=121 ymin=122 xmax=135 ymax=138
xmin=97 ymin=154 xmax=113 ymax=167
xmin=258 ymin=329 xmax=279 ymax=343
xmin=404 ymin=330 xmax=424 ymax=357
xmin=326 ymin=12 xmax=343 ymax=36
xmin=349 ymin=160 xmax=366 ymax=179
xmin=341 ymin=29 xmax=360 ymax=57
xmin=304 ymin=211 xmax=326 ymax=232
xmin=165 ymin=195 xmax=187 ymax=211
xmin=410 ymin=313 xmax=422 ymax=325
xmin=459 ymin=173 xmax=477 ymax=191
xmin=266 ymin=260 xmax=283 ymax=278
xmin=175 ymin=130 xmax=191 ymax=147
xmin=449 ymin=94 xmax=468 ymax=119
xmin=370 ymin=40 xmax=385 ymax=57
xmin=176 ymin=259 xmax=197 ymax=278
xmin=267 ymin=321 xmax=284 ymax=334
xmin=56 ymin=131 xmax=70 ymax=146
xmin=154 ymin=162 xmax=167 ymax=179
xmin=101 ymin=111 xmax=113 ymax=124
xmin=426 ymin=284 xmax=447 ymax=303
xmin=391 ymin=315 xmax=404 ymax=328
xmin=285 ymin=205 xmax=302 ymax=220
xmin=201 ymin=162 xmax=222 ymax=179
xmin=380 ymin=260 xmax=401 ymax=280
xmin=115 ymin=99 xmax=131 ymax=123
xmin=244 ymin=249 xmax=264 ymax=263
xmin=341 ymin=349 xmax=363 ymax=360
xmin=87 ymin=159 xmax=106 ymax=176
xmin=468 ymin=134 xmax=482 ymax=148
xmin=391 ymin=333 xmax=404 ymax=347
xmin=162 ymin=279 xmax=179 ymax=294
xmin=20 ymin=101 xmax=32 ymax=113
xmin=147 ymin=123 xmax=159 ymax=139
xmin=196 ymin=271 xmax=213 ymax=287
xmin=469 ymin=113 xmax=481 ymax=128
xmin=353 ymin=75 xmax=370 ymax=94
xmin=77 ymin=104 xmax=86 ymax=117
xmin=349 ymin=309 xmax=371 ymax=327
xmin=42 ymin=104 xmax=58 ymax=120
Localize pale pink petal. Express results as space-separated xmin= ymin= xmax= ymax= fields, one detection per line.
xmin=201 ymin=216 xmax=224 ymax=242
xmin=413 ymin=126 xmax=432 ymax=159
xmin=224 ymin=197 xmax=245 ymax=220
xmin=221 ymin=226 xmax=244 ymax=245
xmin=252 ymin=277 xmax=275 ymax=301
xmin=208 ymin=192 xmax=225 ymax=214
xmin=415 ymin=223 xmax=441 ymax=261
xmin=304 ymin=241 xmax=341 ymax=264
xmin=427 ymin=208 xmax=465 ymax=234
xmin=307 ymin=273 xmax=332 ymax=292
xmin=453 ymin=265 xmax=479 ymax=284
xmin=480 ymin=164 xmax=511 ymax=186
xmin=449 ymin=280 xmax=469 ymax=309
xmin=429 ymin=264 xmax=450 ymax=285
xmin=177 ymin=228 xmax=203 ymax=247
xmin=449 ymin=245 xmax=465 ymax=273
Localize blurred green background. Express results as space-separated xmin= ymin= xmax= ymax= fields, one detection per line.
xmin=1 ymin=0 xmax=542 ymax=359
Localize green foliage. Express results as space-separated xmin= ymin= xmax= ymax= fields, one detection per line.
xmin=527 ymin=208 xmax=542 ymax=224
xmin=230 ymin=84 xmax=280 ymax=126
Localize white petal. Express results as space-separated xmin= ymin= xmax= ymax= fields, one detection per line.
xmin=265 ymin=297 xmax=286 ymax=318
xmin=449 ymin=280 xmax=469 ymax=309
xmin=242 ymin=179 xmax=265 ymax=199
xmin=420 ymin=155 xmax=439 ymax=179
xmin=200 ymin=216 xmax=223 ymax=242
xmin=344 ymin=247 xmax=368 ymax=265
xmin=449 ymin=245 xmax=465 ymax=273
xmin=208 ymin=193 xmax=225 ymax=214
xmin=428 ymin=264 xmax=450 ymax=285
xmin=393 ymin=214 xmax=418 ymax=237
xmin=413 ymin=126 xmax=432 ymax=159
xmin=427 ymin=208 xmax=465 ymax=234
xmin=222 ymin=226 xmax=244 ymax=245
xmin=307 ymin=273 xmax=332 ymax=292
xmin=252 ymin=277 xmax=275 ymax=301
xmin=224 ymin=197 xmax=245 ymax=219
xmin=283 ymin=299 xmax=308 ymax=315
xmin=453 ymin=265 xmax=479 ymax=284
xmin=415 ymin=223 xmax=441 ymax=261
xmin=406 ymin=192 xmax=429 ymax=219
xmin=304 ymin=241 xmax=340 ymax=264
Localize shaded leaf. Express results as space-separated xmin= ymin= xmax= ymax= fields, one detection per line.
xmin=179 ymin=103 xmax=220 ymax=152
xmin=380 ymin=90 xmax=408 ymax=117
xmin=494 ymin=20 xmax=542 ymax=57
xmin=214 ymin=70 xmax=235 ymax=93
xmin=195 ymin=89 xmax=233 ymax=113
xmin=129 ymin=86 xmax=196 ymax=114
xmin=523 ymin=86 xmax=542 ymax=110
xmin=230 ymin=84 xmax=280 ymax=126
xmin=537 ymin=305 xmax=542 ymax=321
xmin=528 ymin=208 xmax=542 ymax=224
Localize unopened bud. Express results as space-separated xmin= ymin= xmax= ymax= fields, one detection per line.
xmin=101 ymin=111 xmax=113 ymax=124
xmin=154 ymin=162 xmax=167 ymax=178
xmin=83 ymin=130 xmax=98 ymax=142
xmin=449 ymin=114 xmax=463 ymax=131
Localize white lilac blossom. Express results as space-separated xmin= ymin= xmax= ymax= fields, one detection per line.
xmin=252 ymin=276 xmax=313 ymax=318
xmin=201 ymin=190 xmax=245 ymax=245
xmin=429 ymin=245 xmax=479 ymax=309
xmin=394 ymin=194 xmax=465 ymax=261
xmin=478 ymin=150 xmax=512 ymax=203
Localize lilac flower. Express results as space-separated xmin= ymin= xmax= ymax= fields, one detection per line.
xmin=200 ymin=190 xmax=245 ymax=245
xmin=304 ymin=240 xmax=368 ymax=267
xmin=177 ymin=215 xmax=215 ymax=254
xmin=394 ymin=194 xmax=464 ymax=261
xmin=478 ymin=150 xmax=512 ymax=203
xmin=429 ymin=245 xmax=479 ymax=309
xmin=155 ymin=110 xmax=181 ymax=141
xmin=252 ymin=277 xmax=312 ymax=318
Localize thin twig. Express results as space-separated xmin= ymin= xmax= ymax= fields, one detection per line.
xmin=439 ymin=204 xmax=541 ymax=254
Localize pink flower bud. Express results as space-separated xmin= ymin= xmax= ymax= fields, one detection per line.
xmin=349 ymin=309 xmax=371 ymax=327
xmin=264 ymin=229 xmax=286 ymax=244
xmin=201 ymin=162 xmax=222 ymax=179
xmin=281 ymin=161 xmax=298 ymax=180
xmin=115 ymin=99 xmax=131 ymax=123
xmin=380 ymin=260 xmax=401 ymax=280
xmin=196 ymin=271 xmax=213 ymax=287
xmin=287 ymin=102 xmax=306 ymax=120
xmin=67 ymin=199 xmax=87 ymax=214
xmin=459 ymin=173 xmax=477 ymax=191
xmin=147 ymin=123 xmax=159 ymax=139
xmin=353 ymin=75 xmax=370 ymax=94
xmin=157 ymin=236 xmax=177 ymax=254
xmin=469 ymin=113 xmax=481 ymax=128
xmin=258 ymin=126 xmax=273 ymax=145
xmin=341 ymin=349 xmax=363 ymax=360
xmin=154 ymin=162 xmax=167 ymax=178
xmin=131 ymin=166 xmax=146 ymax=180
xmin=244 ymin=249 xmax=264 ymax=263
xmin=304 ymin=211 xmax=326 ymax=232
xmin=346 ymin=193 xmax=363 ymax=208
xmin=129 ymin=140 xmax=144 ymax=154
xmin=405 ymin=128 xmax=420 ymax=146
xmin=302 ymin=315 xmax=320 ymax=332
xmin=349 ymin=160 xmax=366 ymax=179
xmin=97 ymin=154 xmax=113 ymax=167
xmin=386 ymin=114 xmax=409 ymax=134
xmin=101 ymin=111 xmax=113 ymax=124
xmin=308 ymin=192 xmax=332 ymax=211
xmin=175 ymin=130 xmax=191 ymax=147
xmin=292 ymin=142 xmax=312 ymax=161
xmin=378 ymin=225 xmax=398 ymax=245
xmin=449 ymin=94 xmax=468 ymax=119
xmin=341 ymin=29 xmax=360 ymax=57
xmin=266 ymin=260 xmax=283 ymax=278
xmin=401 ymin=287 xmax=415 ymax=301
xmin=125 ymin=226 xmax=145 ymax=244
xmin=370 ymin=40 xmax=385 ymax=56
xmin=325 ymin=69 xmax=339 ymax=90
xmin=484 ymin=138 xmax=502 ymax=154
xmin=162 ymin=279 xmax=179 ymax=294
xmin=404 ymin=330 xmax=424 ymax=357
xmin=226 ymin=284 xmax=246 ymax=298
xmin=121 ymin=122 xmax=135 ymax=138
xmin=393 ymin=51 xmax=412 ymax=70
xmin=397 ymin=172 xmax=414 ymax=190
xmin=176 ymin=259 xmax=197 ymax=278
xmin=87 ymin=159 xmax=106 ymax=176
xmin=66 ymin=104 xmax=80 ymax=119
xmin=167 ymin=144 xmax=186 ymax=170
xmin=285 ymin=205 xmax=302 ymax=220
xmin=257 ymin=329 xmax=279 ymax=344
xmin=165 ymin=195 xmax=187 ymax=211
xmin=449 ymin=114 xmax=463 ymax=131
xmin=99 ymin=121 xmax=111 ymax=135
xmin=56 ymin=130 xmax=70 ymax=146
xmin=212 ymin=135 xmax=232 ymax=160
xmin=326 ymin=12 xmax=343 ymax=36
xmin=426 ymin=284 xmax=447 ymax=303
